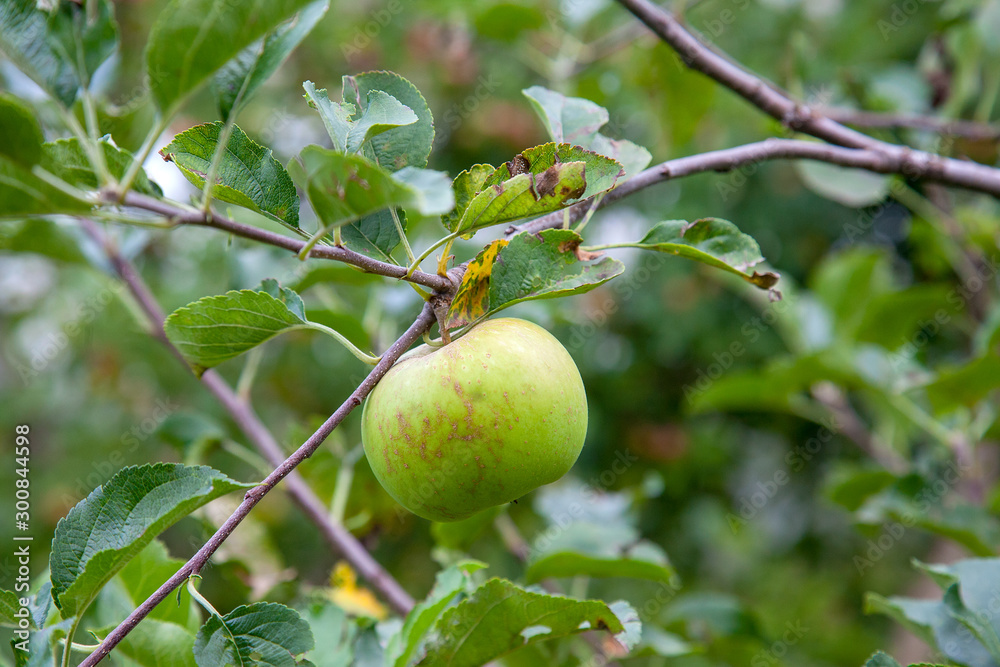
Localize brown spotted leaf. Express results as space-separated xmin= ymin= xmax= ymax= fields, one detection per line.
xmin=445 ymin=239 xmax=508 ymax=328
xmin=446 ymin=229 xmax=623 ymax=329
xmin=417 ymin=578 xmax=633 ymax=667
xmin=629 ymin=218 xmax=780 ymax=292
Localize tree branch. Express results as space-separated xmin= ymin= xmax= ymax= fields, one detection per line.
xmin=819 ymin=107 xmax=1000 ymax=142
xmin=514 ymin=137 xmax=1000 ymax=238
xmin=613 ymin=0 xmax=1000 ymax=198
xmin=100 ymin=189 xmax=453 ymax=293
xmin=78 ymin=223 xmax=434 ymax=665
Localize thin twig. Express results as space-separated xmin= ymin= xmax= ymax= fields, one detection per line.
xmin=819 ymin=107 xmax=1000 ymax=142
xmin=513 ymin=136 xmax=1000 ymax=238
xmin=99 ymin=189 xmax=453 ymax=293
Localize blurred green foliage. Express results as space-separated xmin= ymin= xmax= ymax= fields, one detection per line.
xmin=2 ymin=0 xmax=1000 ymax=665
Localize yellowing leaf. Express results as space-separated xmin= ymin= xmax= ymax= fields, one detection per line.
xmin=328 ymin=561 xmax=388 ymax=620
xmin=445 ymin=239 xmax=509 ymax=328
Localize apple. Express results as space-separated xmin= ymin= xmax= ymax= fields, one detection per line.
xmin=361 ymin=317 xmax=587 ymax=522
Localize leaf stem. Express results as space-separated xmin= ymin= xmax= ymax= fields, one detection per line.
xmin=119 ymin=114 xmax=171 ymax=198
xmin=235 ymin=348 xmax=264 ymax=402
xmin=330 ymin=446 xmax=364 ymax=524
xmin=61 ymin=616 xmax=85 ymax=667
xmin=389 ymin=207 xmax=415 ymax=264
xmin=574 ymin=193 xmax=604 ymax=233
xmin=407 ymin=231 xmax=461 ymax=278
xmin=304 ymin=323 xmax=381 ymax=365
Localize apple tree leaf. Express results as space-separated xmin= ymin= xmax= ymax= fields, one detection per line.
xmin=0 ymin=157 xmax=92 ymax=218
xmin=49 ymin=463 xmax=254 ymax=619
xmin=94 ymin=541 xmax=202 ymax=667
xmin=160 ymin=122 xmax=300 ymax=228
xmin=341 ymin=209 xmax=408 ymax=263
xmin=0 ymin=0 xmax=117 ymax=107
xmin=386 ymin=561 xmax=487 ymax=667
xmin=625 ymin=218 xmax=780 ymax=291
xmin=215 ymin=1 xmax=329 ymax=119
xmin=522 ymin=87 xmax=652 ymax=178
xmin=417 ymin=578 xmax=631 ymax=667
xmin=441 ymin=164 xmax=496 ymax=232
xmin=303 ymin=82 xmax=417 ymax=154
xmin=525 ymin=521 xmax=677 ymax=585
xmin=44 ymin=138 xmax=162 ymax=198
xmin=0 ymin=94 xmax=43 ymax=166
xmin=342 ymin=71 xmax=434 ymax=171
xmin=146 ymin=0 xmax=314 ymax=112
xmin=0 ymin=589 xmax=25 ymax=628
xmin=445 ymin=239 xmax=509 ymax=328
xmin=193 ymin=602 xmax=314 ymax=667
xmin=445 ymin=229 xmax=624 ymax=328
xmin=163 ymin=286 xmax=309 ymax=375
xmin=288 ymin=146 xmax=452 ymax=231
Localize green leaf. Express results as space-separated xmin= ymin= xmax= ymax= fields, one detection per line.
xmin=298 ymin=601 xmax=355 ymax=667
xmin=863 ymin=651 xmax=903 ymax=667
xmin=49 ymin=463 xmax=253 ymax=619
xmin=340 ymin=209 xmax=407 ymax=263
xmin=0 ymin=590 xmax=26 ymax=629
xmin=489 ymin=143 xmax=624 ymax=202
xmin=0 ymin=156 xmax=92 ymax=218
xmin=97 ymin=544 xmax=202 ymax=667
xmin=418 ymin=578 xmax=627 ymax=667
xmin=215 ymin=1 xmax=329 ymax=119
xmin=525 ymin=522 xmax=676 ymax=585
xmin=627 ymin=219 xmax=780 ymax=290
xmin=348 ymin=90 xmax=418 ymax=154
xmin=522 ymin=86 xmax=651 ymax=178
xmin=305 ymin=80 xmax=423 ymax=155
xmin=0 ymin=94 xmax=43 ymax=166
xmin=522 ymin=85 xmax=609 ymax=145
xmin=918 ymin=353 xmax=1000 ymax=413
xmin=302 ymin=81 xmax=356 ymax=153
xmin=392 ymin=166 xmax=455 ymax=217
xmin=796 ymin=160 xmax=891 ymax=208
xmin=193 ymin=602 xmax=314 ymax=667
xmin=386 ymin=561 xmax=486 ymax=667
xmin=342 ymin=71 xmax=434 ymax=171
xmin=42 ymin=138 xmax=162 ymax=198
xmin=145 ymin=0 xmax=315 ymax=112
xmin=163 ymin=288 xmax=308 ymax=375
xmin=451 ymin=163 xmax=586 ymax=236
xmin=0 ymin=0 xmax=117 ymax=106
xmin=288 ymin=146 xmax=451 ymax=230
xmin=446 ymin=230 xmax=624 ymax=328
xmin=440 ymin=164 xmax=495 ymax=232
xmin=160 ymin=122 xmax=299 ymax=228
xmin=0 ymin=219 xmax=88 ymax=264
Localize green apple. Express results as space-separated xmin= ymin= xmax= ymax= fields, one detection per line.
xmin=361 ymin=317 xmax=587 ymax=522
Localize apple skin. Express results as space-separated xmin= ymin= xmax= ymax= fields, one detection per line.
xmin=361 ymin=317 xmax=587 ymax=522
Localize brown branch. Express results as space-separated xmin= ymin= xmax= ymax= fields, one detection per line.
xmin=819 ymin=107 xmax=1000 ymax=142
xmin=613 ymin=0 xmax=1000 ymax=198
xmin=100 ymin=189 xmax=453 ymax=293
xmin=78 ymin=222 xmax=434 ymax=665
xmin=512 ymin=137 xmax=1000 ymax=238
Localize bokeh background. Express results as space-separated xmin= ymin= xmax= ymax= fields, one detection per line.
xmin=3 ymin=0 xmax=1000 ymax=664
